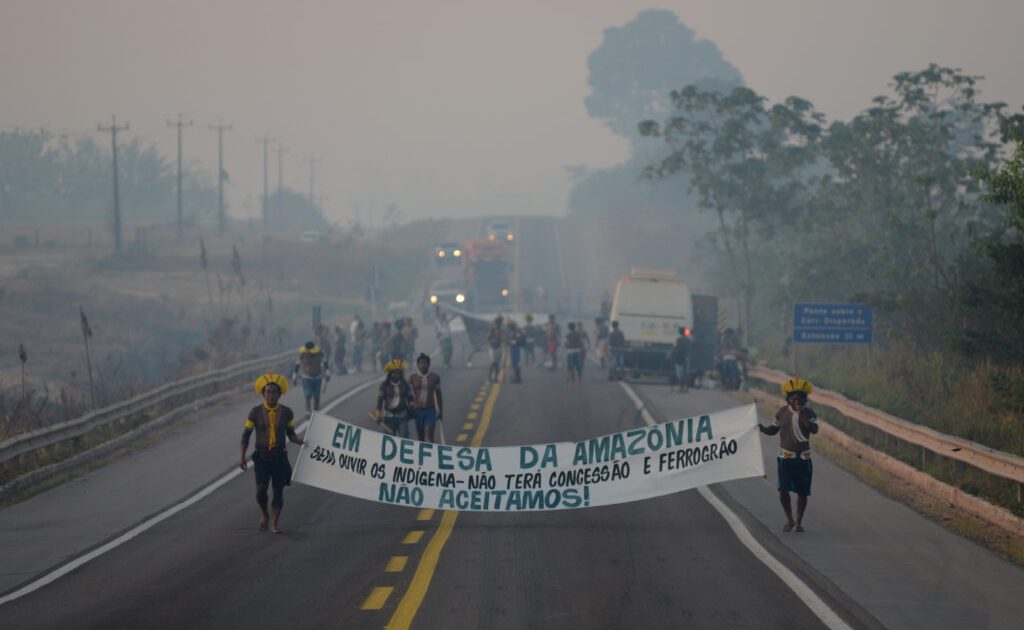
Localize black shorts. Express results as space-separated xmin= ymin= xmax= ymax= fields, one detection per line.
xmin=777 ymin=457 xmax=813 ymax=496
xmin=253 ymin=450 xmax=292 ymax=488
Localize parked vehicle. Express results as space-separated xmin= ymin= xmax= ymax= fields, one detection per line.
xmin=463 ymin=239 xmax=510 ymax=311
xmin=608 ymin=268 xmax=717 ymax=380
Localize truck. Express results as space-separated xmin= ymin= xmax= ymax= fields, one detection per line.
xmin=463 ymin=239 xmax=511 ymax=311
xmin=608 ymin=268 xmax=718 ymax=381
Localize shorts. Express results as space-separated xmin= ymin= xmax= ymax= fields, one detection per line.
xmin=567 ymin=350 xmax=582 ymax=372
xmin=674 ymin=362 xmax=689 ymax=381
xmin=415 ymin=407 xmax=438 ymax=433
xmin=253 ymin=450 xmax=292 ymax=488
xmin=777 ymin=457 xmax=813 ymax=496
xmin=302 ymin=377 xmax=322 ymax=401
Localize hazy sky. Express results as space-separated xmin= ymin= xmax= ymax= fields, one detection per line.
xmin=2 ymin=0 xmax=1022 ymax=225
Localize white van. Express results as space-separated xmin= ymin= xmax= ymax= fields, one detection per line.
xmin=609 ymin=268 xmax=693 ymax=374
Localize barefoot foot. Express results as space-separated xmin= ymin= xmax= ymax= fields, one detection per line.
xmin=782 ymin=523 xmax=794 ymax=532
xmin=258 ymin=519 xmax=268 ymax=532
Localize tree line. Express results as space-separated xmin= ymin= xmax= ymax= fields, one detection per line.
xmin=640 ymin=64 xmax=1024 ymax=364
xmin=0 ymin=128 xmax=217 ymax=225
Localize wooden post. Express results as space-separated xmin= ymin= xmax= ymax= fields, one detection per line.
xmin=80 ymin=307 xmax=97 ymax=409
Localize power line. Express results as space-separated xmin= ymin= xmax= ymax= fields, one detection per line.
xmin=97 ymin=115 xmax=129 ymax=253
xmin=166 ymin=114 xmax=193 ymax=240
xmin=209 ymin=120 xmax=232 ymax=237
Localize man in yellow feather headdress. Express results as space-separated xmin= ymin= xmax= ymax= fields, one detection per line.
xmin=240 ymin=374 xmax=304 ymax=533
xmin=758 ymin=377 xmax=819 ymax=533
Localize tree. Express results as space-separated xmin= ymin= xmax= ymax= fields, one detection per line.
xmin=957 ymin=112 xmax=1024 ymax=360
xmin=639 ymin=86 xmax=824 ymax=341
xmin=570 ymin=10 xmax=744 ymax=218
xmin=585 ymin=9 xmax=743 ymax=141
xmin=815 ymin=65 xmax=1005 ymax=346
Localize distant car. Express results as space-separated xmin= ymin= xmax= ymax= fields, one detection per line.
xmin=300 ymin=230 xmax=323 ymax=243
xmin=434 ymin=241 xmax=463 ymax=265
xmin=486 ymin=220 xmax=514 ymax=242
xmin=427 ymin=280 xmax=467 ymax=308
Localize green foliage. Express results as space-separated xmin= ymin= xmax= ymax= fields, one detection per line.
xmin=640 ymin=86 xmax=823 ymax=341
xmin=955 ymin=113 xmax=1024 ymax=360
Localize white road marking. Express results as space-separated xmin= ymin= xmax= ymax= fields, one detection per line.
xmin=0 ymin=377 xmax=378 ymax=606
xmin=618 ymin=381 xmax=852 ymax=630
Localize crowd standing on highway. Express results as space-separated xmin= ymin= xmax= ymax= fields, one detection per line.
xmin=240 ymin=374 xmax=303 ymax=534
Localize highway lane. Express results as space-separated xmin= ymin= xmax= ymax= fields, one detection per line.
xmin=633 ymin=383 xmax=1024 ymax=630
xmin=404 ymin=362 xmax=836 ymax=630
xmin=2 ymin=358 xmax=856 ymax=629
xmin=0 ymin=367 xmax=377 ymax=596
xmin=0 ymin=361 xmax=483 ymax=628
xmin=7 ymin=352 xmax=1023 ymax=628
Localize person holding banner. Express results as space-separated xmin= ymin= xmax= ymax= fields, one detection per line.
xmin=759 ymin=377 xmax=819 ymax=533
xmin=409 ymin=353 xmax=444 ymax=442
xmin=240 ymin=374 xmax=304 ymax=534
xmin=375 ymin=359 xmax=413 ymax=437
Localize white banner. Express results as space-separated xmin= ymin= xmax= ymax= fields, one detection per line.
xmin=292 ymin=404 xmax=764 ymax=512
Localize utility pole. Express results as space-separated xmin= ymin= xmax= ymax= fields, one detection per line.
xmin=209 ymin=120 xmax=232 ymax=237
xmin=97 ymin=115 xmax=129 ymax=252
xmin=167 ymin=114 xmax=193 ymax=239
xmin=275 ymin=143 xmax=288 ymax=196
xmin=303 ymin=157 xmax=321 ymax=206
xmin=256 ymin=134 xmax=273 ymax=235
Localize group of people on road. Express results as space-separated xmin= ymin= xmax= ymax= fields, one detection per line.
xmin=238 ymin=277 xmax=810 ymax=533
xmin=374 ymin=353 xmax=444 ymax=443
xmin=474 ymin=313 xmax=632 ymax=386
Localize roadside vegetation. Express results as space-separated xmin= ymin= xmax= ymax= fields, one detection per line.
xmin=637 ymin=65 xmax=1024 ymax=457
xmin=0 ymin=219 xmax=453 ymax=441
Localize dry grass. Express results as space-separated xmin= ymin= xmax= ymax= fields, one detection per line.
xmin=757 ymin=339 xmax=1024 ymax=458
xmin=0 ymin=221 xmax=457 ymax=440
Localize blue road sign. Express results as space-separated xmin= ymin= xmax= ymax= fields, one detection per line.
xmin=793 ymin=303 xmax=873 ymax=344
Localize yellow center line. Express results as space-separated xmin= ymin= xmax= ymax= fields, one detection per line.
xmin=402 ymin=531 xmax=425 ymax=544
xmin=416 ymin=509 xmax=435 ymax=521
xmin=466 ymin=412 xmax=478 ymax=420
xmin=462 ymin=422 xmax=474 ymax=430
xmin=361 ymin=586 xmax=394 ymax=610
xmin=385 ymin=556 xmax=409 ymax=572
xmin=456 ymin=433 xmax=468 ymax=442
xmin=386 ymin=375 xmax=502 ymax=629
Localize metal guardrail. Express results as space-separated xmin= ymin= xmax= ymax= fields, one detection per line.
xmin=750 ymin=366 xmax=1024 ymax=486
xmin=0 ymin=350 xmax=292 ymax=467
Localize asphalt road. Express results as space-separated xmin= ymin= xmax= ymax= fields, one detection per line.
xmin=2 ymin=216 xmax=1023 ymax=629
xmin=0 ymin=361 xmax=830 ymax=629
